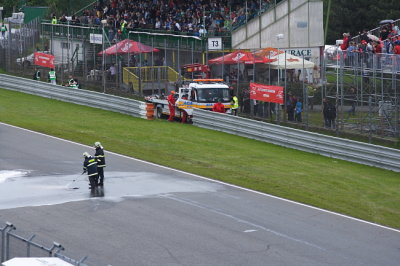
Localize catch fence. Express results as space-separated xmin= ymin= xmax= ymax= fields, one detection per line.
xmin=323 ymin=49 xmax=400 ymax=140
xmin=0 ymin=19 xmax=399 ymax=141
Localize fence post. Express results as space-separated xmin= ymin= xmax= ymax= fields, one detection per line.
xmin=0 ymin=219 xmax=86 ymax=264
xmin=3 ymin=222 xmax=16 ymax=262
xmin=26 ymin=234 xmax=36 ymax=257
xmin=368 ymin=96 xmax=372 ymax=143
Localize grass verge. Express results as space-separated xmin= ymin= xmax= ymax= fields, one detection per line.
xmin=0 ymin=88 xmax=399 ymax=229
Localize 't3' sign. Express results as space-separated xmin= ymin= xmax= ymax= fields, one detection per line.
xmin=208 ymin=37 xmax=222 ymax=50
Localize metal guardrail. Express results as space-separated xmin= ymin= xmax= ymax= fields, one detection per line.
xmin=1 ymin=74 xmax=399 ymax=172
xmin=1 ymin=221 xmax=87 ymax=265
xmin=0 ymin=74 xmax=147 ymax=118
xmin=192 ymin=108 xmax=400 ymax=172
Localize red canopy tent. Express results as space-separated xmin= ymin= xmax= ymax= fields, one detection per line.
xmin=98 ymin=39 xmax=160 ymax=55
xmin=208 ymin=50 xmax=273 ymax=65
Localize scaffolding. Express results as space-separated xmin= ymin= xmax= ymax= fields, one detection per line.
xmin=323 ymin=49 xmax=400 ymax=140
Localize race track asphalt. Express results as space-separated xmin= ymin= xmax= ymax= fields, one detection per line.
xmin=0 ymin=122 xmax=399 ymax=266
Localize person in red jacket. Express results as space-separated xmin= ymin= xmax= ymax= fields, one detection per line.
xmin=212 ymin=98 xmax=225 ymax=113
xmin=340 ymin=33 xmax=350 ymax=51
xmin=393 ymin=40 xmax=400 ymax=71
xmin=167 ymin=90 xmax=176 ymax=121
xmin=373 ymin=41 xmax=383 ymax=69
xmin=393 ymin=41 xmax=400 ymax=55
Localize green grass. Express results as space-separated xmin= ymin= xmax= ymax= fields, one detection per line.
xmin=1 ymin=88 xmax=400 ymax=229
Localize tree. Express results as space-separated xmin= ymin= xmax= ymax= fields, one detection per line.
xmin=0 ymin=0 xmax=94 ymax=19
xmin=324 ymin=0 xmax=400 ymax=44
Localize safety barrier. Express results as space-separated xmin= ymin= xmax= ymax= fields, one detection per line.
xmin=0 ymin=74 xmax=145 ymax=119
xmin=0 ymin=221 xmax=87 ymax=265
xmin=192 ymin=108 xmax=400 ymax=172
xmin=138 ymin=102 xmax=155 ymax=120
xmin=145 ymin=103 xmax=155 ymax=120
xmin=1 ymin=74 xmax=400 ymax=172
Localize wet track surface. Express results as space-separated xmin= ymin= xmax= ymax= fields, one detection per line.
xmin=0 ymin=170 xmax=221 ymax=210
xmin=0 ymin=122 xmax=399 ymax=266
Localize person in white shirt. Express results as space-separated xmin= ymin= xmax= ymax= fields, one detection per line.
xmin=155 ymin=18 xmax=161 ymax=29
xmin=175 ymin=21 xmax=181 ymax=31
xmin=109 ymin=64 xmax=116 ymax=81
xmin=199 ymin=25 xmax=207 ymax=37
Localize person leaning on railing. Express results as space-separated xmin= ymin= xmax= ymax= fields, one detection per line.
xmin=51 ymin=15 xmax=57 ymax=24
xmin=394 ymin=40 xmax=400 ymax=71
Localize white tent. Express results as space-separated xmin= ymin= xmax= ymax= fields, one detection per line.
xmin=267 ymin=52 xmax=315 ymax=69
xmin=254 ymin=48 xmax=315 ymax=69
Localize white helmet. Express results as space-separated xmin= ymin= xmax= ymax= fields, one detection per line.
xmin=83 ymin=152 xmax=90 ymax=158
xmin=94 ymin=141 xmax=101 ymax=148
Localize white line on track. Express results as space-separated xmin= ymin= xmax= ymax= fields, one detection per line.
xmin=163 ymin=194 xmax=326 ymax=251
xmin=2 ymin=122 xmax=400 ymax=233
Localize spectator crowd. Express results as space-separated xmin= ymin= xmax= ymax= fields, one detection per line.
xmin=339 ymin=21 xmax=400 ymax=69
xmin=51 ymin=0 xmax=277 ymax=41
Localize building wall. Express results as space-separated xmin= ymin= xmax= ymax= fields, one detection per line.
xmin=232 ymin=0 xmax=324 ymax=50
xmin=51 ymin=38 xmax=85 ymax=66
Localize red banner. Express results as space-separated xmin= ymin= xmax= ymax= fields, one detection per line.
xmin=34 ymin=52 xmax=55 ymax=68
xmin=249 ymin=82 xmax=284 ymax=104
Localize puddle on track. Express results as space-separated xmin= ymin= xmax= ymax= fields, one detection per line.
xmin=0 ymin=170 xmax=222 ymax=210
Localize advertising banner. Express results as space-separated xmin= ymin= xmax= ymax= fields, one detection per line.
xmin=89 ymin=33 xmax=103 ymax=44
xmin=34 ymin=52 xmax=54 ymax=68
xmin=249 ymin=82 xmax=284 ymax=104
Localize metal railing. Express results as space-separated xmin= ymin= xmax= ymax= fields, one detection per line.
xmin=123 ymin=67 xmax=139 ymax=92
xmin=123 ymin=66 xmax=180 ymax=95
xmin=231 ymin=0 xmax=285 ymax=31
xmin=73 ymin=0 xmax=98 ymax=17
xmin=1 ymin=73 xmax=399 ymax=172
xmin=323 ymin=49 xmax=400 ymax=139
xmin=41 ymin=21 xmax=224 ymax=51
xmin=0 ymin=222 xmax=87 ymax=265
xmin=352 ymin=19 xmax=400 ymax=44
xmin=192 ymin=108 xmax=400 ymax=172
xmin=0 ymin=74 xmax=146 ymax=118
xmin=124 ymin=66 xmax=179 ymax=83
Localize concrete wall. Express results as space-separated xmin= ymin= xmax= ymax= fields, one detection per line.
xmin=232 ymin=0 xmax=324 ymax=50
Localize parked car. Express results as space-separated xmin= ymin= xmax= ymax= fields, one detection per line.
xmin=16 ymin=51 xmax=51 ymax=67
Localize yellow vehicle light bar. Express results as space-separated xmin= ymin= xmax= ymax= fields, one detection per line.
xmin=193 ymin=79 xmax=223 ymax=82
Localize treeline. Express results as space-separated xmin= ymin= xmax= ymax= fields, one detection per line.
xmin=0 ymin=0 xmax=94 ymax=19
xmin=324 ymin=0 xmax=400 ymax=44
